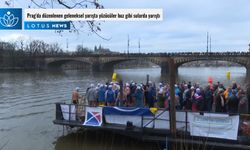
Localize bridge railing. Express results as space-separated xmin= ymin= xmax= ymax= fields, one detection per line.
xmin=16 ymin=51 xmax=250 ymax=58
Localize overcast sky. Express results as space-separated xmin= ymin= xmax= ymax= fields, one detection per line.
xmin=1 ymin=0 xmax=250 ymax=53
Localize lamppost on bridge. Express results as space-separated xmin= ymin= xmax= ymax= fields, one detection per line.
xmin=127 ymin=34 xmax=130 ymax=54
xmin=138 ymin=38 xmax=141 ymax=53
xmin=248 ymin=43 xmax=250 ymax=52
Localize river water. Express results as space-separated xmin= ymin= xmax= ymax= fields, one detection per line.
xmin=0 ymin=67 xmax=248 ymax=150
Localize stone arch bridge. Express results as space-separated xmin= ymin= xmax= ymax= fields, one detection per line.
xmin=43 ymin=53 xmax=250 ymax=75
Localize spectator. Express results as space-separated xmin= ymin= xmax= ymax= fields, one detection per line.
xmin=86 ymin=84 xmax=98 ymax=107
xmin=72 ymin=87 xmax=81 ymax=104
xmin=238 ymin=90 xmax=248 ymax=114
xmin=227 ymin=90 xmax=239 ymax=113
xmin=215 ymin=89 xmax=226 ymax=113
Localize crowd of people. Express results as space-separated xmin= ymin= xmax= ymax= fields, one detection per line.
xmin=72 ymin=81 xmax=250 ymax=114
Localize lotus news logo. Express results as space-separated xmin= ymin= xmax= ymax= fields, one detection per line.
xmin=0 ymin=8 xmax=22 ymax=30
xmin=0 ymin=11 xmax=19 ymax=27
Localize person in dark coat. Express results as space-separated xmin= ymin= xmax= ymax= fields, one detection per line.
xmin=147 ymin=82 xmax=156 ymax=108
xmin=192 ymin=88 xmax=203 ymax=112
xmin=227 ymin=90 xmax=239 ymax=113
xmin=183 ymin=85 xmax=193 ymax=110
xmin=215 ymin=89 xmax=226 ymax=112
xmin=157 ymin=83 xmax=164 ymax=108
xmin=98 ymin=84 xmax=106 ymax=105
xmin=247 ymin=84 xmax=250 ymax=114
xmin=86 ymin=84 xmax=98 ymax=106
xmin=135 ymin=86 xmax=144 ymax=107
xmin=238 ymin=90 xmax=248 ymax=114
xmin=204 ymin=85 xmax=213 ymax=111
xmin=105 ymin=85 xmax=115 ymax=106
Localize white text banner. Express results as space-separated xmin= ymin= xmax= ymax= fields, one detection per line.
xmin=25 ymin=9 xmax=163 ymax=21
xmin=188 ymin=113 xmax=239 ymax=140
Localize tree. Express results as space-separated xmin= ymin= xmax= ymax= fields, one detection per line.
xmin=14 ymin=36 xmax=26 ymax=51
xmin=25 ymin=40 xmax=46 ymax=55
xmin=49 ymin=43 xmax=63 ymax=55
xmin=76 ymin=45 xmax=92 ymax=54
xmin=0 ymin=43 xmax=3 ymax=64
xmin=0 ymin=41 xmax=16 ymax=57
xmin=25 ymin=40 xmax=64 ymax=55
xmin=0 ymin=41 xmax=16 ymax=67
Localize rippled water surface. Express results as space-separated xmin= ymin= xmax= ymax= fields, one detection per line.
xmin=0 ymin=67 xmax=248 ymax=150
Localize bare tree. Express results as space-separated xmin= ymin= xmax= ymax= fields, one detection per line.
xmin=25 ymin=40 xmax=47 ymax=55
xmin=14 ymin=36 xmax=26 ymax=51
xmin=76 ymin=44 xmax=92 ymax=54
xmin=0 ymin=41 xmax=15 ymax=52
xmin=25 ymin=40 xmax=64 ymax=55
xmin=49 ymin=43 xmax=63 ymax=55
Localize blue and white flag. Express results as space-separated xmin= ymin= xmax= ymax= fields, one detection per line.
xmin=83 ymin=107 xmax=103 ymax=126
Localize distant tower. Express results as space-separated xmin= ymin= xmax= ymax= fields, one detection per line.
xmin=248 ymin=43 xmax=250 ymax=52
xmin=138 ymin=38 xmax=141 ymax=53
xmin=66 ymin=38 xmax=68 ymax=51
xmin=127 ymin=35 xmax=130 ymax=54
xmin=209 ymin=35 xmax=212 ymax=53
xmin=206 ymin=32 xmax=209 ymax=53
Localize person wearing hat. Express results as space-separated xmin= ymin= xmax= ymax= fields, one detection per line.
xmin=247 ymin=84 xmax=250 ymax=114
xmin=147 ymin=83 xmax=156 ymax=108
xmin=192 ymin=88 xmax=203 ymax=112
xmin=105 ymin=85 xmax=116 ymax=106
xmin=72 ymin=87 xmax=81 ymax=104
xmin=183 ymin=84 xmax=192 ymax=110
xmin=157 ymin=83 xmax=164 ymax=108
xmin=125 ymin=83 xmax=132 ymax=106
xmin=227 ymin=89 xmax=239 ymax=113
xmin=238 ymin=90 xmax=248 ymax=114
xmin=98 ymin=84 xmax=106 ymax=106
xmin=204 ymin=84 xmax=213 ymax=112
xmin=86 ymin=84 xmax=98 ymax=107
xmin=215 ymin=88 xmax=226 ymax=112
xmin=135 ymin=85 xmax=144 ymax=107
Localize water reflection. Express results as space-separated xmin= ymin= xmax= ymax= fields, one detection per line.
xmin=55 ymin=130 xmax=159 ymax=150
xmin=177 ymin=67 xmax=248 ymax=87
xmin=116 ymin=67 xmax=248 ymax=87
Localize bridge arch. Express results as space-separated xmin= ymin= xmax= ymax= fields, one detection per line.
xmin=175 ymin=57 xmax=248 ymax=69
xmin=46 ymin=59 xmax=92 ymax=70
xmin=98 ymin=57 xmax=164 ymax=73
